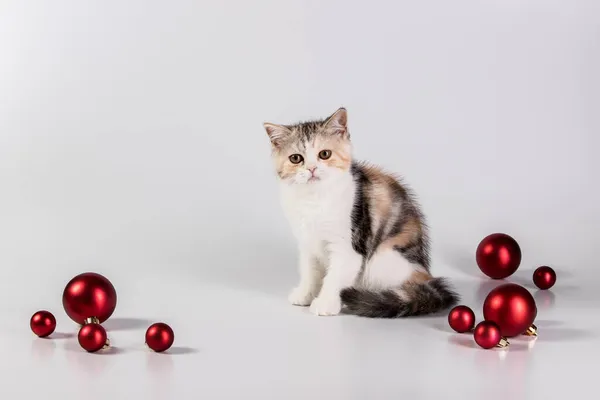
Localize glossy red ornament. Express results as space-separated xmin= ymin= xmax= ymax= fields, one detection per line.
xmin=448 ymin=305 xmax=476 ymax=333
xmin=62 ymin=272 xmax=117 ymax=324
xmin=78 ymin=322 xmax=109 ymax=353
xmin=473 ymin=321 xmax=506 ymax=349
xmin=30 ymin=310 xmax=56 ymax=338
xmin=483 ymin=283 xmax=537 ymax=337
xmin=476 ymin=233 xmax=522 ymax=279
xmin=146 ymin=323 xmax=175 ymax=353
xmin=533 ymin=266 xmax=556 ymax=290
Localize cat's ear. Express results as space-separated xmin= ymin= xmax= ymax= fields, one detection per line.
xmin=323 ymin=107 xmax=348 ymax=137
xmin=263 ymin=123 xmax=292 ymax=147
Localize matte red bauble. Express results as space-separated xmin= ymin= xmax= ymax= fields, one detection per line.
xmin=533 ymin=266 xmax=556 ymax=290
xmin=62 ymin=272 xmax=117 ymax=324
xmin=483 ymin=283 xmax=537 ymax=337
xmin=30 ymin=310 xmax=56 ymax=338
xmin=476 ymin=233 xmax=522 ymax=279
xmin=448 ymin=305 xmax=476 ymax=333
xmin=78 ymin=322 xmax=109 ymax=353
xmin=473 ymin=321 xmax=507 ymax=349
xmin=146 ymin=323 xmax=175 ymax=353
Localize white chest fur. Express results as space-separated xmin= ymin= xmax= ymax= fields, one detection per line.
xmin=279 ymin=174 xmax=355 ymax=254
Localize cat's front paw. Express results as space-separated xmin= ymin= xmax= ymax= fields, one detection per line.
xmin=309 ymin=295 xmax=341 ymax=316
xmin=288 ymin=287 xmax=315 ymax=306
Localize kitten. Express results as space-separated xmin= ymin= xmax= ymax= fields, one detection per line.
xmin=263 ymin=108 xmax=459 ymax=317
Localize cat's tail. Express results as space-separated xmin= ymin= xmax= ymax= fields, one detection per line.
xmin=340 ymin=277 xmax=459 ymax=318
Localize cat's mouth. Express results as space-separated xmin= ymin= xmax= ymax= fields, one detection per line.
xmin=307 ymin=176 xmax=320 ymax=182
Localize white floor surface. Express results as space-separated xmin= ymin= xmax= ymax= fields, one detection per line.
xmin=1 ymin=256 xmax=597 ymax=400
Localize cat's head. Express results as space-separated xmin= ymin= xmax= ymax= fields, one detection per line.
xmin=263 ymin=108 xmax=352 ymax=185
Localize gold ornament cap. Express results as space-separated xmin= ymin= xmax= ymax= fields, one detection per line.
xmin=523 ymin=324 xmax=538 ymax=337
xmin=496 ymin=337 xmax=510 ymax=348
xmin=83 ymin=316 xmax=100 ymax=325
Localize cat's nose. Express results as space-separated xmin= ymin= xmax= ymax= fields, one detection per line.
xmin=308 ymin=167 xmax=317 ymax=175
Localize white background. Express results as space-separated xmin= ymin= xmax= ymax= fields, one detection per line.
xmin=1 ymin=1 xmax=598 ymax=399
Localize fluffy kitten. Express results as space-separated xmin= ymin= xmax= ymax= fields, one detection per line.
xmin=263 ymin=108 xmax=459 ymax=317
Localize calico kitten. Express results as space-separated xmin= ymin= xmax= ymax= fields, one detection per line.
xmin=263 ymin=108 xmax=459 ymax=317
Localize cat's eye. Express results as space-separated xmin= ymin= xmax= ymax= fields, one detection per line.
xmin=318 ymin=150 xmax=332 ymax=160
xmin=289 ymin=154 xmax=304 ymax=164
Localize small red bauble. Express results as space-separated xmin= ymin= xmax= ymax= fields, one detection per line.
xmin=533 ymin=266 xmax=556 ymax=290
xmin=146 ymin=323 xmax=175 ymax=353
xmin=473 ymin=321 xmax=505 ymax=349
xmin=78 ymin=322 xmax=108 ymax=353
xmin=476 ymin=233 xmax=522 ymax=279
xmin=30 ymin=310 xmax=56 ymax=338
xmin=448 ymin=305 xmax=476 ymax=333
xmin=483 ymin=283 xmax=537 ymax=337
xmin=62 ymin=272 xmax=117 ymax=324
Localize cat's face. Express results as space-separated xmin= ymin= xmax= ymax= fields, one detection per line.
xmin=264 ymin=108 xmax=352 ymax=186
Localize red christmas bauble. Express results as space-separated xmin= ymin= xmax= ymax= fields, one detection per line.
xmin=473 ymin=321 xmax=503 ymax=349
xmin=62 ymin=272 xmax=117 ymax=324
xmin=146 ymin=323 xmax=175 ymax=353
xmin=448 ymin=305 xmax=476 ymax=333
xmin=30 ymin=310 xmax=56 ymax=338
xmin=78 ymin=323 xmax=108 ymax=353
xmin=476 ymin=233 xmax=522 ymax=279
xmin=533 ymin=266 xmax=556 ymax=290
xmin=483 ymin=283 xmax=537 ymax=337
